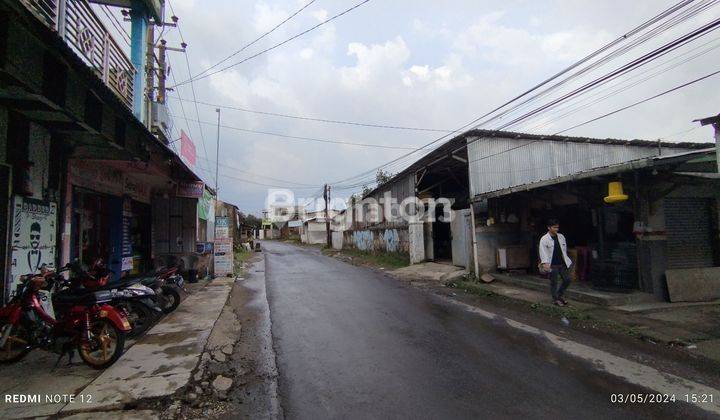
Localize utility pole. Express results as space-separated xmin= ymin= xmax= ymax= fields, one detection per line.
xmin=215 ymin=108 xmax=221 ymax=194
xmin=693 ymin=114 xmax=720 ymax=173
xmin=156 ymin=39 xmax=167 ymax=103
xmin=324 ymin=184 xmax=332 ymax=247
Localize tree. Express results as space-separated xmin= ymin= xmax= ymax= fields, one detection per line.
xmin=376 ymin=169 xmax=393 ymax=185
xmin=244 ymin=214 xmax=262 ymax=228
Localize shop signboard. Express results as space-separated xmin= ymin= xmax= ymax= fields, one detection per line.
xmin=7 ymin=196 xmax=57 ymax=300
xmin=176 ymin=181 xmax=204 ymax=198
xmin=214 ymin=237 xmax=234 ymax=277
xmin=288 ymin=220 xmax=302 ymax=228
xmin=215 ymin=216 xmax=229 ymax=239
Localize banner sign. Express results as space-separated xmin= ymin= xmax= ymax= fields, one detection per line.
xmin=7 ymin=196 xmax=57 ymax=300
xmin=180 ymin=129 xmax=197 ymax=166
xmin=288 ymin=220 xmax=302 ymax=228
xmin=176 ymin=181 xmax=204 ymax=198
xmin=198 ymin=188 xmax=213 ymax=220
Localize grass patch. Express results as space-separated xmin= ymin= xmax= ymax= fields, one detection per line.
xmin=234 ymin=247 xmax=254 ymax=276
xmin=451 ymin=280 xmax=498 ymax=297
xmin=324 ymin=248 xmax=410 ymax=269
xmin=448 ymin=279 xmax=645 ymax=338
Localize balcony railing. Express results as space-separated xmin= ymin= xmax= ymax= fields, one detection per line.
xmin=20 ymin=0 xmax=136 ymax=109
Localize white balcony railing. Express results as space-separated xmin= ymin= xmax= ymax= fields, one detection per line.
xmin=20 ymin=0 xmax=136 ymax=109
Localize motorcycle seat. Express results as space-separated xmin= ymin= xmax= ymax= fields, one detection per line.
xmin=53 ymin=290 xmax=115 ymax=305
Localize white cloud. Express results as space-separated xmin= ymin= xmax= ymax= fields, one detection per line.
xmin=340 ymin=37 xmax=411 ymax=88
xmin=311 ymin=9 xmax=328 ymax=22
xmin=453 ymin=11 xmax=613 ymax=64
xmin=300 ymin=48 xmax=314 ymax=60
xmin=252 ymin=2 xmax=289 ymax=33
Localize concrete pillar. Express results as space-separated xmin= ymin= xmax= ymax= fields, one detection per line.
xmin=130 ymin=0 xmax=149 ymax=122
xmin=409 ymin=221 xmax=425 ymax=264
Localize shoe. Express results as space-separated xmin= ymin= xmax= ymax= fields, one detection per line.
xmin=553 ymin=299 xmax=565 ymax=307
xmin=559 ymin=297 xmax=569 ymax=305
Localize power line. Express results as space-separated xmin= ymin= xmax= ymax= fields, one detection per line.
xmin=329 ymin=1 xmax=718 ymax=190
xmin=553 ymin=68 xmax=720 ymax=135
xmin=221 ymin=172 xmax=319 ymax=189
xmin=169 ymin=114 xmax=420 ymax=150
xmin=193 ymin=0 xmax=317 ymax=79
xmin=465 ymin=67 xmax=720 ymax=166
xmin=100 ymin=5 xmax=131 ymax=46
xmin=520 ymin=35 xmax=720 ymax=133
xmin=472 ymin=0 xmax=717 ymax=133
xmin=166 ymin=55 xmax=213 ymax=180
xmin=167 ymin=95 xmax=455 ymax=133
xmin=171 ymin=0 xmax=373 ymax=87
xmin=197 ymin=156 xmax=321 ymax=187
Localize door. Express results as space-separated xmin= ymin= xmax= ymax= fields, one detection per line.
xmin=451 ymin=209 xmax=472 ymax=268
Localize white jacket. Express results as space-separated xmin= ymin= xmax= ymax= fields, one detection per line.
xmin=539 ymin=233 xmax=572 ymax=268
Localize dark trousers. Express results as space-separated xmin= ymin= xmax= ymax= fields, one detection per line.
xmin=550 ymin=265 xmax=571 ymax=300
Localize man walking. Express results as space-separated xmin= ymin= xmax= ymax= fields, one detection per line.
xmin=539 ymin=219 xmax=572 ymax=306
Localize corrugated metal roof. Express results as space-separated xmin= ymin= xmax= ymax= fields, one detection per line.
xmin=360 ymin=129 xmax=711 ymax=199
xmin=470 ymin=148 xmax=716 ymax=199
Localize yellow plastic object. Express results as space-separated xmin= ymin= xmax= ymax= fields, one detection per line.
xmin=604 ymin=181 xmax=629 ymax=203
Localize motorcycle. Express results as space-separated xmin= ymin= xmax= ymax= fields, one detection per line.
xmin=69 ymin=260 xmax=163 ymax=338
xmin=138 ymin=266 xmax=185 ymax=314
xmin=0 ymin=265 xmax=131 ymax=369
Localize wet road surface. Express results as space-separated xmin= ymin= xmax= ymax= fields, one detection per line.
xmin=263 ymin=241 xmax=706 ymax=419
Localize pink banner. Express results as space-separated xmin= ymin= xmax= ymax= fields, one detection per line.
xmin=180 ymin=130 xmax=196 ymax=166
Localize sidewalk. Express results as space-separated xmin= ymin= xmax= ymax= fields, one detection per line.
xmin=0 ymin=277 xmax=234 ymax=419
xmin=449 ymin=276 xmax=720 ymax=363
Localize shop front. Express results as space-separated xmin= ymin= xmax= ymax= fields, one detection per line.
xmin=63 ymin=160 xmax=154 ymax=281
xmin=472 ymin=149 xmax=720 ymax=300
xmin=476 ymin=177 xmax=642 ymax=292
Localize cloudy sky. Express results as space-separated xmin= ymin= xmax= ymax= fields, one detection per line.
xmin=101 ymin=0 xmax=719 ymax=215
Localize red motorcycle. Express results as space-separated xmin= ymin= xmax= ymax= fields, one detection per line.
xmin=0 ymin=265 xmax=131 ymax=369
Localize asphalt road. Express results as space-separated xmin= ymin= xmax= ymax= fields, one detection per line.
xmin=263 ymin=241 xmax=708 ymax=420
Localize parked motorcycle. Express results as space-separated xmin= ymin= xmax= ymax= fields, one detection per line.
xmin=69 ymin=260 xmax=163 ymax=338
xmin=0 ymin=265 xmax=131 ymax=369
xmin=138 ymin=266 xmax=185 ymax=314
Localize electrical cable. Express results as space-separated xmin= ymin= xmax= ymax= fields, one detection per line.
xmin=327 ymin=0 xmax=706 ymax=189
xmin=171 ymin=0 xmax=373 ymax=87
xmin=167 ymin=0 xmax=213 ymax=178
xmin=166 ymin=95 xmax=455 ymax=133
xmin=169 ymin=114 xmax=420 ymax=150
xmin=192 ymin=0 xmax=317 ymax=79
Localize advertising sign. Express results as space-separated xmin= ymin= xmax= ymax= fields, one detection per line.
xmin=7 ymin=196 xmax=57 ymax=300
xmin=180 ymin=129 xmax=197 ymax=166
xmin=215 ymin=216 xmax=229 ymax=239
xmin=214 ymin=237 xmax=233 ymax=277
xmin=176 ymin=181 xmax=204 ymax=198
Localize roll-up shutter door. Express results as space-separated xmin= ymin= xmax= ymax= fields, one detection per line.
xmin=664 ymin=198 xmax=714 ymax=269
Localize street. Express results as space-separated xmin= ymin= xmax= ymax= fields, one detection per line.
xmin=263 ymin=241 xmax=715 ymax=419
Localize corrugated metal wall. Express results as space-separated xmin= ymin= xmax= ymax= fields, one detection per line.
xmin=355 ymin=174 xmax=415 ymax=229
xmin=664 ymin=198 xmax=715 ymax=269
xmin=467 ymin=136 xmax=692 ymax=197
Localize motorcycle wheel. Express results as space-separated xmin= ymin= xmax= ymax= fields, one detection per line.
xmin=160 ymin=286 xmax=181 ymax=314
xmin=78 ymin=318 xmax=126 ymax=369
xmin=0 ymin=323 xmax=31 ymax=363
xmin=126 ymin=300 xmax=154 ymax=338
